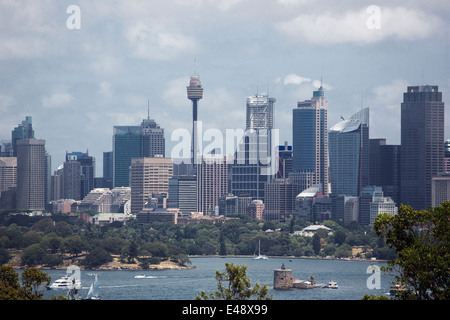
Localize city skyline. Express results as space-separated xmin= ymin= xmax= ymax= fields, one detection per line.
xmin=0 ymin=1 xmax=448 ymax=173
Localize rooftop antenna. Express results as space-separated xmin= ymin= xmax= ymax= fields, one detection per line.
xmin=147 ymin=99 xmax=150 ymax=120
xmin=193 ymin=58 xmax=197 ymax=76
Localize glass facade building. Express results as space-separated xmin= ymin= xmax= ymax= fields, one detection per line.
xmin=401 ymin=85 xmax=444 ymax=210
xmin=292 ymin=86 xmax=329 ymax=195
xmin=113 ymin=126 xmax=142 ymax=188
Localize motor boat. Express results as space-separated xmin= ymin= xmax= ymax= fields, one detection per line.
xmin=48 ymin=274 xmax=82 ymax=290
xmin=328 ymin=281 xmax=338 ymax=289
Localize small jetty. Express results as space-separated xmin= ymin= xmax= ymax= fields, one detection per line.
xmin=273 ymin=263 xmax=330 ymax=290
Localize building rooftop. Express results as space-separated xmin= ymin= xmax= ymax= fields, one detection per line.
xmin=330 ymin=119 xmax=361 ymax=133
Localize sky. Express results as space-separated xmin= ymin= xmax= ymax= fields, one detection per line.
xmin=0 ymin=0 xmax=449 ymax=173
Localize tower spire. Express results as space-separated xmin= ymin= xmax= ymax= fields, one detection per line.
xmin=147 ymin=99 xmax=150 ymax=120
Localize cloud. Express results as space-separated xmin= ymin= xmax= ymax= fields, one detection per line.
xmin=282 ymin=74 xmax=311 ymax=85
xmin=125 ymin=22 xmax=197 ymax=60
xmin=98 ymin=81 xmax=112 ymax=99
xmin=276 ymin=74 xmax=333 ymax=91
xmin=90 ymin=55 xmax=123 ymax=75
xmin=276 ymin=6 xmax=444 ymax=45
xmin=41 ymin=92 xmax=74 ymax=109
xmin=369 ymin=79 xmax=409 ymax=144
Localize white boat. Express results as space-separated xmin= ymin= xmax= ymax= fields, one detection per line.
xmin=253 ymin=240 xmax=269 ymax=260
xmin=48 ymin=274 xmax=82 ymax=290
xmin=85 ymin=274 xmax=100 ymax=300
xmin=135 ymin=275 xmax=154 ymax=279
xmin=328 ymin=281 xmax=338 ymax=289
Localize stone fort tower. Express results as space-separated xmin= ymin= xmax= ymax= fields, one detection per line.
xmin=273 ymin=263 xmax=293 ymax=289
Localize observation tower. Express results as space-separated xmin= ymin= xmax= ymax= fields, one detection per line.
xmin=186 ymin=75 xmax=203 ymax=165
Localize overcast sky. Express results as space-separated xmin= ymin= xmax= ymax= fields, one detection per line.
xmin=0 ymin=0 xmax=449 ymax=173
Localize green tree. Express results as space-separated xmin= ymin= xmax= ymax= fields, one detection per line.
xmin=219 ymin=228 xmax=227 ymax=256
xmin=312 ymin=233 xmax=321 ymax=255
xmin=63 ymin=235 xmax=87 ymax=258
xmin=334 ymin=229 xmax=347 ymax=246
xmin=0 ymin=265 xmax=50 ymax=300
xmin=21 ymin=244 xmax=46 ymax=266
xmin=374 ymin=202 xmax=450 ymax=300
xmin=196 ymin=263 xmax=273 ymax=300
xmin=83 ymin=247 xmax=112 ymax=268
xmin=21 ymin=267 xmax=51 ymax=299
xmin=0 ymin=247 xmax=11 ymax=265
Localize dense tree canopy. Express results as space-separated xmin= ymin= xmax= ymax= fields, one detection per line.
xmin=374 ymin=202 xmax=450 ymax=300
xmin=0 ymin=209 xmax=395 ymax=270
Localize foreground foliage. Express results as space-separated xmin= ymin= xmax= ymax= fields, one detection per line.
xmin=195 ymin=262 xmax=273 ymax=300
xmin=374 ymin=202 xmax=450 ymax=300
xmin=0 ymin=265 xmax=50 ymax=300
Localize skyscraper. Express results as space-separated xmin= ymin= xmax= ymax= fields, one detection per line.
xmin=197 ymin=155 xmax=228 ymax=215
xmin=141 ymin=115 xmax=165 ymax=158
xmin=246 ymin=94 xmax=274 ymax=130
xmin=264 ymin=178 xmax=299 ymax=222
xmin=16 ymin=139 xmax=46 ymax=210
xmin=168 ymin=175 xmax=197 ymax=213
xmin=401 ymin=85 xmax=444 ymax=210
xmin=0 ymin=157 xmax=17 ymax=193
xmin=292 ymin=85 xmax=329 ymax=195
xmin=12 ymin=116 xmax=34 ymax=157
xmin=113 ymin=114 xmax=166 ymax=188
xmin=369 ymin=139 xmax=401 ymax=205
xmin=63 ymin=160 xmax=81 ymax=200
xmin=66 ymin=151 xmax=96 ymax=199
xmin=230 ymin=94 xmax=277 ymax=200
xmin=187 ymin=75 xmax=203 ymax=165
xmin=328 ymin=108 xmax=369 ymax=197
xmin=130 ymin=157 xmax=173 ymax=214
xmin=113 ymin=126 xmax=142 ymax=187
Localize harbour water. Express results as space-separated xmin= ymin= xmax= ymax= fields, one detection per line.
xmin=40 ymin=257 xmax=395 ymax=300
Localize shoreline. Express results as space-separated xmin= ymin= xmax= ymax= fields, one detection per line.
xmin=11 ymin=255 xmax=385 ymax=272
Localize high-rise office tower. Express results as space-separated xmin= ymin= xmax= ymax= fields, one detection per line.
xmin=231 ymin=94 xmax=277 ymax=200
xmin=102 ymin=151 xmax=113 ymax=189
xmin=130 ymin=157 xmax=173 ymax=214
xmin=292 ymin=85 xmax=329 ymax=195
xmin=113 ymin=114 xmax=166 ymax=188
xmin=113 ymin=126 xmax=143 ymax=188
xmin=168 ymin=175 xmax=197 ymax=213
xmin=141 ymin=113 xmax=165 ymax=158
xmin=401 ymin=85 xmax=444 ymax=210
xmin=12 ymin=116 xmax=34 ymax=157
xmin=264 ymin=178 xmax=299 ymax=222
xmin=63 ymin=160 xmax=81 ymax=200
xmin=16 ymin=139 xmax=46 ymax=210
xmin=187 ymin=75 xmax=203 ymax=165
xmin=350 ymin=108 xmax=370 ymax=190
xmin=66 ymin=151 xmax=95 ymax=199
xmin=246 ymin=94 xmax=274 ymax=130
xmin=369 ymin=139 xmax=401 ymax=205
xmin=328 ymin=108 xmax=369 ymax=197
xmin=0 ymin=157 xmax=17 ymax=192
xmin=197 ymin=155 xmax=228 ymax=215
